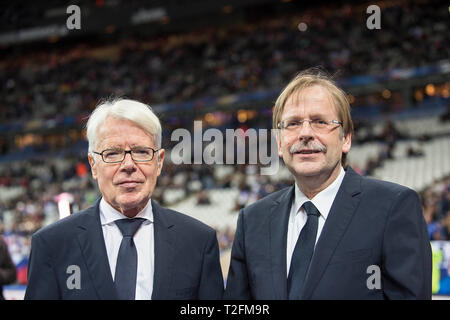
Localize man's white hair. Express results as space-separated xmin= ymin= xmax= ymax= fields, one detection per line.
xmin=86 ymin=97 xmax=162 ymax=153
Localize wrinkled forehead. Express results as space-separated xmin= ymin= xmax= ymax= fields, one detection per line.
xmin=282 ymin=85 xmax=339 ymax=119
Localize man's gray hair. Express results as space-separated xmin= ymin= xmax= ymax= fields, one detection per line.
xmin=86 ymin=97 xmax=162 ymax=153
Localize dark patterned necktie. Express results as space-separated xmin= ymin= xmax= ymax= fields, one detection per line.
xmin=287 ymin=201 xmax=320 ymax=300
xmin=114 ymin=218 xmax=145 ymax=300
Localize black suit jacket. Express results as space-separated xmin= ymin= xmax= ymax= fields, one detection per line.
xmin=24 ymin=199 xmax=224 ymax=300
xmin=224 ymin=167 xmax=432 ymax=299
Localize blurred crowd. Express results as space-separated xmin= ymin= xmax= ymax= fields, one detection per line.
xmin=0 ymin=116 xmax=449 ymax=285
xmin=1 ymin=0 xmax=448 ymax=138
xmin=422 ymin=178 xmax=450 ymax=241
xmin=0 ymin=0 xmax=449 ymax=286
xmin=1 ymin=114 xmax=449 ymax=258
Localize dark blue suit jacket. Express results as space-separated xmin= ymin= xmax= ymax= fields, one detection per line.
xmin=224 ymin=167 xmax=432 ymax=299
xmin=24 ymin=199 xmax=224 ymax=300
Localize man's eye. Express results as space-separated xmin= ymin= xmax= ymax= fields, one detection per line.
xmin=314 ymin=120 xmax=327 ymax=125
xmin=105 ymin=150 xmax=121 ymax=157
xmin=286 ymin=121 xmax=300 ymax=127
xmin=134 ymin=149 xmax=150 ymax=155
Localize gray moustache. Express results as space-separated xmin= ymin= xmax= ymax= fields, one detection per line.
xmin=290 ymin=142 xmax=327 ymax=154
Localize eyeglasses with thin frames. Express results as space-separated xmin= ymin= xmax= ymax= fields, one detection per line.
xmin=92 ymin=147 xmax=160 ymax=163
xmin=277 ymin=118 xmax=342 ymax=134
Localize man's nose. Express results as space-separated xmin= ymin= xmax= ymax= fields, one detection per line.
xmin=297 ymin=121 xmax=314 ymax=140
xmin=120 ymin=152 xmax=137 ymax=171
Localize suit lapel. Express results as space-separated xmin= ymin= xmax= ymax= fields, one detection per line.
xmin=301 ymin=167 xmax=362 ymax=299
xmin=76 ymin=199 xmax=117 ymax=299
xmin=151 ymin=200 xmax=176 ymax=300
xmin=269 ymin=186 xmax=294 ymax=299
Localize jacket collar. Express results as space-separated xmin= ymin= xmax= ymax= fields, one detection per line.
xmin=76 ymin=198 xmax=117 ymax=299
xmin=301 ymin=166 xmax=362 ymax=299
xmin=150 ymin=200 xmax=176 ymax=299
xmin=268 ymin=166 xmax=362 ymax=299
xmin=75 ymin=198 xmax=177 ymax=300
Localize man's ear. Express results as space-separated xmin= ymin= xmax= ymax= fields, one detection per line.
xmin=156 ymin=149 xmax=165 ymax=177
xmin=342 ymin=132 xmax=352 ymax=155
xmin=88 ymin=154 xmax=98 ymax=180
xmin=275 ymin=131 xmax=283 ymax=158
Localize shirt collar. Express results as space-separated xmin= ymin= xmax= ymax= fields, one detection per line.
xmin=293 ymin=166 xmax=346 ymax=219
xmin=99 ymin=198 xmax=154 ymax=226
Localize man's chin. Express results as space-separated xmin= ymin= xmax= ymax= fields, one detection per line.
xmin=287 ymin=162 xmax=323 ymax=178
xmin=116 ymin=197 xmax=149 ymax=215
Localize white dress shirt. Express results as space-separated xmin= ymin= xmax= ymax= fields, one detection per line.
xmin=286 ymin=167 xmax=346 ymax=276
xmin=99 ymin=198 xmax=154 ymax=300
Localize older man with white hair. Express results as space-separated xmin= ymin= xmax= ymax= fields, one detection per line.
xmin=25 ymin=98 xmax=224 ymax=300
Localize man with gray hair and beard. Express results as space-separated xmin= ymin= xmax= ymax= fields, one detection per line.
xmin=25 ymin=98 xmax=224 ymax=300
xmin=224 ymin=68 xmax=432 ymax=300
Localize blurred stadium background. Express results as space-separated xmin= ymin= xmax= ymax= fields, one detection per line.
xmin=0 ymin=0 xmax=449 ymax=299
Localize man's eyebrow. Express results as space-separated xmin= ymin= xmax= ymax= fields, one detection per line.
xmin=102 ymin=146 xmax=123 ymax=150
xmin=101 ymin=145 xmax=151 ymax=150
xmin=282 ymin=113 xmax=328 ymax=120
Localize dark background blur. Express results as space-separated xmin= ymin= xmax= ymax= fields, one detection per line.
xmin=0 ymin=0 xmax=449 ymax=298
